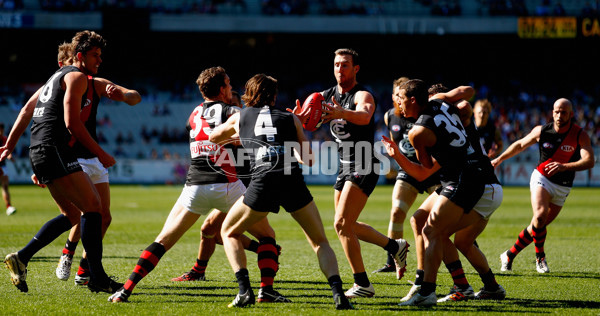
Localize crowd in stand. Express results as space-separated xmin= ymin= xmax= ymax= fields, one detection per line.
xmin=2 ymin=0 xmax=599 ymax=17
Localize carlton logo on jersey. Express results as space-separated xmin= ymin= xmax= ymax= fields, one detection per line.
xmin=560 ymin=145 xmax=575 ymax=152
xmin=190 ymin=140 xmax=219 ymax=158
xmin=399 ymin=138 xmax=416 ymax=156
xmin=330 ymin=120 xmax=350 ymax=140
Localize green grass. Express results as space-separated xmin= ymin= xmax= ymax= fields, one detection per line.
xmin=1 ymin=185 xmax=599 ymax=315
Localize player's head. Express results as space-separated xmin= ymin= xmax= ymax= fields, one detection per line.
xmin=474 ymin=99 xmax=492 ymax=126
xmin=231 ymin=90 xmax=242 ymax=108
xmin=428 ymin=83 xmax=449 ymax=97
xmin=552 ymin=98 xmax=573 ymax=130
xmin=196 ymin=66 xmax=232 ymax=103
xmin=392 ymin=77 xmax=410 ymax=116
xmin=334 ymin=48 xmax=359 ymax=87
xmin=57 ymin=42 xmax=74 ymax=67
xmin=71 ymin=30 xmax=106 ymax=75
xmin=242 ymin=74 xmax=278 ymax=108
xmin=398 ymin=79 xmax=429 ymax=119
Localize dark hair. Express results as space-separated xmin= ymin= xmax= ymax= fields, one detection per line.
xmin=242 ymin=74 xmax=278 ymax=108
xmin=335 ymin=48 xmax=359 ymax=66
xmin=196 ymin=66 xmax=228 ymax=99
xmin=71 ymin=30 xmax=106 ymax=55
xmin=428 ymin=83 xmax=449 ymax=95
xmin=402 ymin=79 xmax=429 ymax=107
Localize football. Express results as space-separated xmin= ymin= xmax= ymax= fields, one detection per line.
xmin=301 ymin=92 xmax=326 ymax=132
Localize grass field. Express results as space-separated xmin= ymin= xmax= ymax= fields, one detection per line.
xmin=1 ymin=184 xmax=599 ymax=315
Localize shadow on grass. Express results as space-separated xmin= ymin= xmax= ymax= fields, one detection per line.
xmin=29 ymin=255 xmax=140 ymax=262
xmin=498 ymin=271 xmax=600 ymax=280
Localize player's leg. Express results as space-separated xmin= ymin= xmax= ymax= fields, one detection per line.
xmin=290 ymin=200 xmax=352 ymax=309
xmin=110 ymin=202 xmax=202 ymax=302
xmin=1 ymin=171 xmax=16 ymax=215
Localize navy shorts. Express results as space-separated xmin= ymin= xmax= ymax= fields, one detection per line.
xmin=436 ymin=173 xmax=485 ymax=213
xmin=243 ymin=168 xmax=313 ymax=214
xmin=334 ymin=168 xmax=380 ymax=197
xmin=396 ymin=170 xmax=440 ymax=194
xmin=30 ymin=145 xmax=83 ymax=184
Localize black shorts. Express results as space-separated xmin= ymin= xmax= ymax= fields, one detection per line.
xmin=334 ymin=168 xmax=380 ymax=197
xmin=243 ymin=168 xmax=313 ymax=213
xmin=29 ymin=144 xmax=83 ymax=184
xmin=436 ymin=173 xmax=485 ymax=213
xmin=396 ymin=170 xmax=440 ymax=194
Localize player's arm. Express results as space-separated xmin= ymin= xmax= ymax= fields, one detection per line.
xmin=489 ymin=128 xmax=504 ymax=158
xmin=409 ymin=125 xmax=437 ymax=169
xmin=430 ymin=85 xmax=475 ymax=104
xmin=381 ymin=135 xmax=440 ymax=181
xmin=0 ymin=87 xmax=42 ymax=161
xmin=292 ymin=114 xmax=314 ymax=166
xmin=209 ymin=112 xmax=240 ymax=144
xmin=95 ymin=77 xmax=141 ymax=106
xmin=491 ymin=125 xmax=541 ymax=168
xmin=63 ymin=72 xmax=115 ymax=168
xmin=545 ymin=129 xmax=595 ymax=176
xmin=322 ymin=90 xmax=375 ymax=125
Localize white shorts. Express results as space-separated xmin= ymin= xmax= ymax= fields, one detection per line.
xmin=78 ymin=157 xmax=109 ymax=184
xmin=176 ymin=180 xmax=246 ymax=215
xmin=530 ymin=169 xmax=571 ymax=207
xmin=473 ymin=183 xmax=503 ymax=220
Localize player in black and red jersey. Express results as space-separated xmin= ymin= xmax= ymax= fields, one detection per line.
xmin=493 ymin=98 xmax=594 ymax=273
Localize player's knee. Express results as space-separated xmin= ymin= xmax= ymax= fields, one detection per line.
xmin=454 ymin=238 xmax=472 ymax=254
xmin=102 ymin=213 xmax=112 ymax=228
xmin=333 ymin=218 xmax=350 ymax=236
xmin=201 ymin=222 xmax=219 ymax=237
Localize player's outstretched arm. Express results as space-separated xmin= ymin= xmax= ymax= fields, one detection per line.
xmin=209 ymin=112 xmax=240 ymax=144
xmin=381 ymin=135 xmax=440 ymax=181
xmin=0 ymin=87 xmax=42 ymax=162
xmin=95 ymin=78 xmax=141 ymax=105
xmin=322 ymin=91 xmax=374 ymax=125
xmin=491 ymin=125 xmax=541 ymax=168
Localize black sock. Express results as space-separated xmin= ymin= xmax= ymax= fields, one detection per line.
xmin=419 ymin=282 xmax=436 ymax=296
xmin=386 ymin=253 xmax=395 ymax=266
xmin=383 ymin=238 xmax=399 ymax=255
xmin=414 ymin=269 xmax=425 ymax=285
xmin=235 ymin=268 xmax=251 ymax=294
xmin=328 ymin=275 xmax=344 ymax=296
xmin=80 ymin=212 xmax=107 ymax=281
xmin=18 ymin=214 xmax=72 ymax=264
xmin=353 ymin=272 xmax=370 ymax=287
xmin=64 ymin=238 xmax=79 ymax=253
xmin=247 ymin=240 xmax=259 ymax=253
xmin=480 ymin=269 xmax=499 ymax=291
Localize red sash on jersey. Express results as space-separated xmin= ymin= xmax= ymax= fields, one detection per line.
xmin=536 ymin=123 xmax=581 ymax=177
xmin=68 ymin=75 xmax=94 ymax=147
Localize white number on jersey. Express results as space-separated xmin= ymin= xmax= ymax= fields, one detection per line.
xmin=254 ymin=107 xmax=278 ymax=142
xmin=434 ymin=103 xmax=468 ymax=148
xmin=39 ymin=72 xmax=62 ymax=103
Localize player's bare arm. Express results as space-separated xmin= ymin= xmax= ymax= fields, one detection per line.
xmin=63 ymin=71 xmax=115 ymax=168
xmin=321 ymin=91 xmax=374 ymax=125
xmin=381 ymin=135 xmax=440 ymax=181
xmin=431 ymin=86 xmax=475 ymax=104
xmin=94 ymin=78 xmax=141 ymax=105
xmin=409 ymin=125 xmax=437 ymax=169
xmin=209 ymin=112 xmax=240 ymax=144
xmin=0 ymin=87 xmax=42 ymax=162
xmin=491 ymin=125 xmax=541 ymax=168
xmin=292 ymin=114 xmax=314 ymax=166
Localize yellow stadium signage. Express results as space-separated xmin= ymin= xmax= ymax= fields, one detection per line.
xmin=518 ymin=17 xmax=577 ymax=38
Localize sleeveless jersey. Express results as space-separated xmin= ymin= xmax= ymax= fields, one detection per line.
xmin=536 ymin=122 xmax=582 ymax=187
xmin=322 ymin=84 xmax=379 ymax=172
xmin=415 ymin=99 xmax=475 ymax=183
xmin=464 ymin=117 xmax=500 ymax=185
xmin=69 ymin=76 xmax=101 ymax=159
xmin=31 ymin=66 xmax=86 ymax=147
xmin=477 ymin=122 xmax=497 ymax=154
xmin=238 ymin=105 xmax=299 ymax=175
xmin=186 ymin=101 xmax=239 ymax=185
xmin=386 ymin=108 xmax=419 ymax=164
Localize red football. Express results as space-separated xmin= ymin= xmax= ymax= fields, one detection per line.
xmin=301 ymin=92 xmax=325 ymax=132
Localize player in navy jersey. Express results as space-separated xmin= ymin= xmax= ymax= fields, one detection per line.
xmin=474 ymin=99 xmax=503 ymax=158
xmin=308 ymin=48 xmax=409 ymax=299
xmin=108 ymin=67 xmax=279 ymax=303
xmin=373 ymin=77 xmax=441 ymax=280
xmin=1 ymin=123 xmax=16 ymax=216
xmin=384 ymin=79 xmax=503 ymax=306
xmin=1 ymin=30 xmax=122 ymax=294
xmin=210 ymin=73 xmax=352 ymax=310
xmin=493 ymin=98 xmax=594 ymax=273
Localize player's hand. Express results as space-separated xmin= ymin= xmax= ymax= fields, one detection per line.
xmin=31 ymin=174 xmax=46 ymax=188
xmin=321 ymin=96 xmax=343 ymax=123
xmin=544 ymin=161 xmax=564 ymax=176
xmin=0 ymin=146 xmax=10 ymax=162
xmin=98 ymin=151 xmax=116 ymax=168
xmin=490 ymin=157 xmax=501 ymax=168
xmin=286 ymin=99 xmax=311 ymax=124
xmin=381 ymin=135 xmax=400 ymax=159
xmin=106 ymin=84 xmax=125 ymax=102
